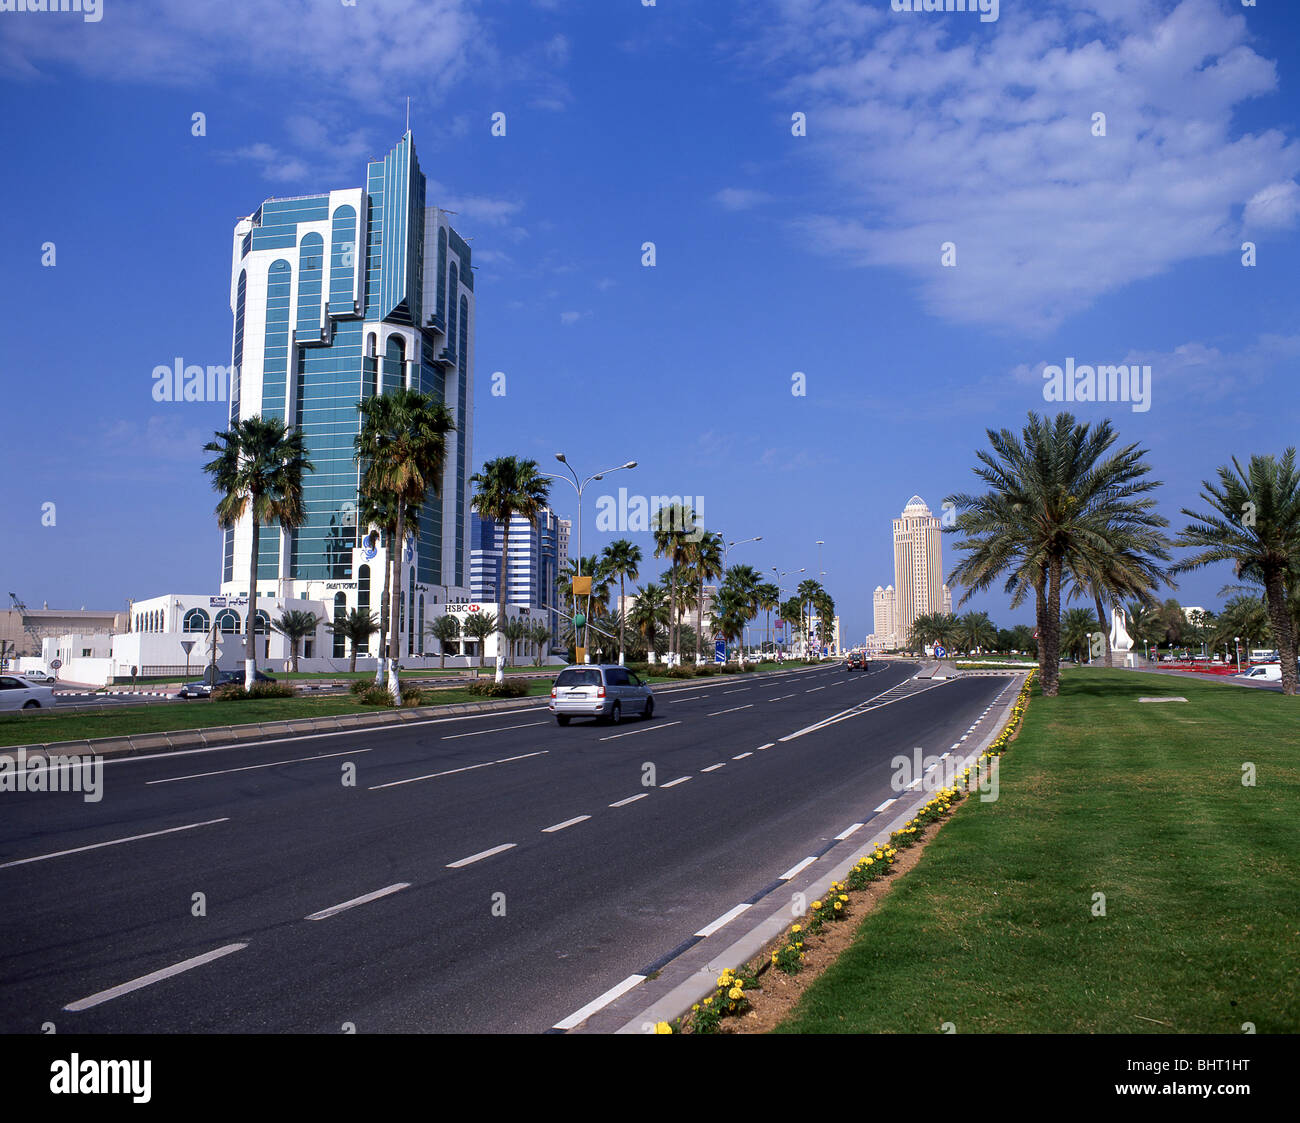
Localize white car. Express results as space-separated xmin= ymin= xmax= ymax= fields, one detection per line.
xmin=0 ymin=675 xmax=56 ymax=710
xmin=18 ymin=669 xmax=55 ymax=684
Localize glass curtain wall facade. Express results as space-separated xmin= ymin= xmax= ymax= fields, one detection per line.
xmin=221 ymin=132 xmax=474 ymax=657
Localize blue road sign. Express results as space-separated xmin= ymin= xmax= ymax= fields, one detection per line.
xmin=714 ymin=638 xmax=726 ymax=664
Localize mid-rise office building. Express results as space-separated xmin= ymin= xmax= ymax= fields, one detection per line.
xmin=469 ymin=509 xmax=561 ymax=635
xmin=221 ymin=131 xmax=474 ymax=658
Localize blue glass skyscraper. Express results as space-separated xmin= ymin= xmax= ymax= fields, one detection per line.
xmin=221 ymin=132 xmax=474 ymax=659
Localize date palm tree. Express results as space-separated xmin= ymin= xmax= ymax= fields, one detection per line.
xmin=652 ymin=502 xmax=696 ymax=666
xmin=629 ymin=582 xmax=670 ymax=660
xmin=1174 ymin=449 xmax=1300 ymax=693
xmin=501 ymin=616 xmax=529 ymax=668
xmin=356 ymin=388 xmax=455 ymax=704
xmin=945 ymin=412 xmax=1167 ymax=696
xmin=426 ymin=614 xmax=461 ymax=669
xmin=326 ymin=608 xmax=380 ymax=673
xmin=755 ymin=581 xmax=780 ymax=654
xmin=271 ymin=609 xmax=321 ymax=673
xmin=684 ymin=531 xmax=724 ymax=664
xmin=779 ymin=596 xmax=805 ymax=655
xmin=203 ymin=416 xmax=314 ymax=688
xmin=462 ymin=611 xmax=498 ymax=671
xmin=470 ymin=457 xmax=551 ymax=681
xmin=599 ymin=539 xmax=642 ymax=664
xmin=1061 ymin=607 xmax=1102 ymax=663
xmin=528 ymin=620 xmax=553 ymax=664
xmin=957 ymin=610 xmax=997 ymax=655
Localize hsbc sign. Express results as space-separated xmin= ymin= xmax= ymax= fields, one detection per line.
xmin=445 ymin=603 xmax=481 ymax=613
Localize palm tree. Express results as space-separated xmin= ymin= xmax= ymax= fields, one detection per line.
xmin=426 ymin=614 xmax=461 ymax=669
xmin=326 ymin=608 xmax=380 ymax=673
xmin=271 ymin=609 xmax=321 ymax=673
xmin=470 ymin=457 xmax=551 ymax=680
xmin=462 ymin=611 xmax=498 ymax=670
xmin=652 ymin=502 xmax=695 ymax=666
xmin=1174 ymin=450 xmax=1300 ymax=693
xmin=628 ymin=583 xmax=670 ymax=660
xmin=779 ymin=596 xmax=805 ymax=655
xmin=203 ymin=416 xmax=314 ymax=688
xmin=957 ymin=611 xmax=997 ymax=654
xmin=945 ymin=412 xmax=1167 ymax=696
xmin=1175 ymin=450 xmax=1300 ymax=690
xmin=755 ymin=582 xmax=780 ymax=654
xmin=795 ymin=578 xmax=824 ymax=657
xmin=683 ymin=531 xmax=724 ymax=664
xmin=356 ymin=389 xmax=455 ymax=704
xmin=1061 ymin=607 xmax=1101 ymax=663
xmin=709 ymin=586 xmax=750 ymax=661
xmin=599 ymin=539 xmax=642 ymax=664
xmin=1212 ymin=595 xmax=1270 ymax=662
xmin=528 ymin=620 xmax=553 ymax=664
xmin=356 ymin=492 xmax=403 ymax=683
xmin=501 ymin=617 xmax=528 ymax=668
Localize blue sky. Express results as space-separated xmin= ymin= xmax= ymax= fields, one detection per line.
xmin=2 ymin=0 xmax=1298 ymax=643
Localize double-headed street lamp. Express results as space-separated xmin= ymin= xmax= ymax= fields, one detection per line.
xmin=542 ymin=453 xmax=637 ymax=666
xmin=718 ymin=536 xmax=761 ymax=658
xmin=772 ymin=566 xmax=803 ymax=654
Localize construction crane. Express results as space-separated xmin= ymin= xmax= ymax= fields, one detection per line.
xmin=7 ymin=592 xmax=44 ymax=652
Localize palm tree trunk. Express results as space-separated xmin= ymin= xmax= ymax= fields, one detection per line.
xmin=697 ymin=576 xmax=705 ymax=665
xmin=1035 ymin=575 xmax=1048 ymax=686
xmin=388 ymin=504 xmax=405 ymax=704
xmin=667 ymin=569 xmax=678 ymax=666
xmin=619 ymin=575 xmax=626 ymax=664
xmin=349 ymin=644 xmax=357 ymax=674
xmin=496 ymin=521 xmax=511 ymax=682
xmin=1263 ymin=568 xmax=1298 ymax=696
xmin=1043 ymin=556 xmax=1063 ymax=696
xmin=245 ymin=507 xmax=260 ymax=689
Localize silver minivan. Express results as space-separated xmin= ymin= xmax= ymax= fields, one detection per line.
xmin=549 ymin=664 xmax=655 ymax=725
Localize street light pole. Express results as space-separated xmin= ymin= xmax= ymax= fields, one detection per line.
xmin=543 ymin=455 xmax=637 ymax=667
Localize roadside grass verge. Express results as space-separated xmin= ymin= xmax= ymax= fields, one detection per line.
xmin=0 ymin=682 xmax=552 ymax=747
xmin=774 ymin=668 xmax=1300 ymax=1033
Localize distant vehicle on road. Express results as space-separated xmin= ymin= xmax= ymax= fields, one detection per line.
xmin=845 ymin=652 xmax=867 ymax=671
xmin=549 ymin=664 xmax=653 ymax=726
xmin=18 ymin=669 xmax=55 ymax=683
xmin=0 ymin=675 xmax=55 ymax=711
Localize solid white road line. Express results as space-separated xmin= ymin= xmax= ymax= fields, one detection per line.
xmin=369 ymin=750 xmax=547 ymax=790
xmin=731 ymin=752 xmax=753 ymax=760
xmin=148 ymin=747 xmax=372 ymax=785
xmin=707 ymin=704 xmax=753 ymax=716
xmin=306 ymin=882 xmax=410 ymax=921
xmin=779 ymin=856 xmax=817 ymax=880
xmin=64 ymin=943 xmax=248 ymax=1012
xmin=542 ymin=815 xmax=591 ymax=833
xmin=447 ymin=843 xmax=517 ymax=868
xmin=553 ymin=974 xmax=646 ymax=1031
xmin=874 ymin=798 xmax=897 ymax=812
xmin=700 ymin=763 xmax=725 ymax=773
xmin=609 ymin=793 xmax=649 ymax=808
xmin=599 ymin=721 xmax=681 ymax=741
xmin=0 ymin=818 xmax=231 ymax=871
xmin=695 ymin=903 xmax=751 ymax=938
xmin=835 ymin=823 xmax=864 ymax=840
xmin=661 ymin=776 xmax=692 ymax=788
xmin=442 ymin=721 xmax=547 ymax=740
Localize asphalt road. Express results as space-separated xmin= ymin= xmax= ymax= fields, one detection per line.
xmin=0 ymin=660 xmax=1014 ymax=1033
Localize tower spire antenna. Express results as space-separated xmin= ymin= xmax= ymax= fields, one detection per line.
xmin=406 ymin=96 xmax=410 ymax=134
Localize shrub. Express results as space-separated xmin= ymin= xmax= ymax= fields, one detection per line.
xmin=210 ymin=682 xmax=246 ymax=701
xmin=358 ymin=685 xmax=392 ymax=706
xmin=249 ymin=681 xmax=294 ymax=699
xmin=349 ymin=679 xmax=373 ymax=695
xmin=401 ymin=687 xmax=425 ymax=707
xmin=466 ymin=678 xmax=529 ymax=698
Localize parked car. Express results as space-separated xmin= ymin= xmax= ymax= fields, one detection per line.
xmin=0 ymin=675 xmax=55 ymax=711
xmin=549 ymin=664 xmax=654 ymax=725
xmin=18 ymin=669 xmax=55 ymax=684
xmin=178 ymin=668 xmax=276 ymax=698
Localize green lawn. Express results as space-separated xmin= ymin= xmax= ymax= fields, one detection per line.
xmin=775 ymin=668 xmax=1300 ymax=1033
xmin=0 ymin=681 xmax=553 ymax=747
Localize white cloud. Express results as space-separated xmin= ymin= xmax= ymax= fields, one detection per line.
xmin=560 ymin=310 xmax=590 ymax=325
xmin=714 ymin=187 xmax=772 ymax=211
xmin=762 ymin=0 xmax=1300 ymax=334
xmin=1243 ymin=181 xmax=1300 ymax=231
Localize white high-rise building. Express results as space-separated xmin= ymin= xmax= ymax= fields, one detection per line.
xmin=873 ymin=584 xmax=896 ymax=649
xmin=893 ymin=495 xmax=944 ymax=649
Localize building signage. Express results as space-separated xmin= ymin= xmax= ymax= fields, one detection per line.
xmin=324 ymin=583 xmax=357 ymax=591
xmin=209 ymin=596 xmax=249 ymax=607
xmin=445 ymin=603 xmax=481 ymax=613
